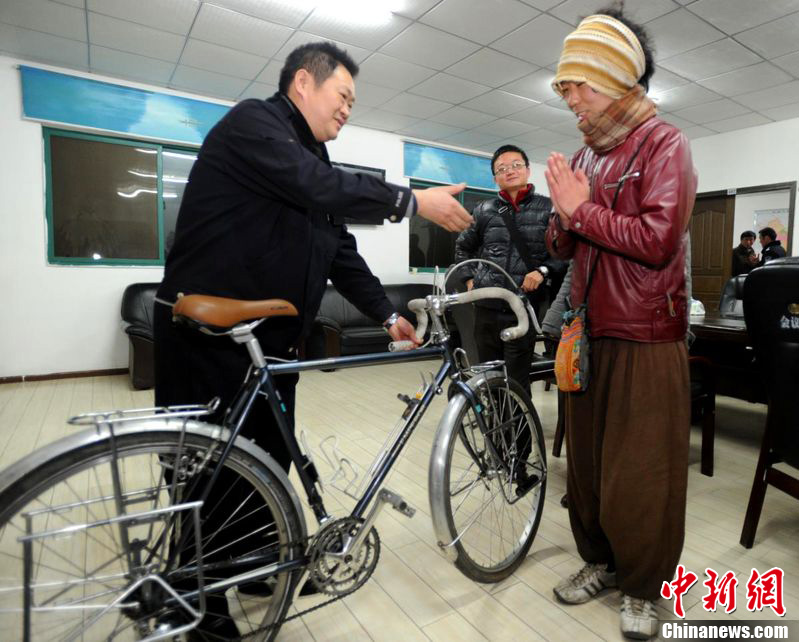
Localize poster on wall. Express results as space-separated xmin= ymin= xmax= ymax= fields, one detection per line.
xmin=754 ymin=208 xmax=790 ymax=246
xmin=20 ymin=66 xmax=228 ymax=145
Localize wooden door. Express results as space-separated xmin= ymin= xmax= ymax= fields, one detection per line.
xmin=690 ymin=194 xmax=735 ymax=309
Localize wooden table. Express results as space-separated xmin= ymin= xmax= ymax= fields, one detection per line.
xmin=690 ymin=312 xmax=764 ymax=404
xmin=690 ymin=312 xmax=749 ymax=344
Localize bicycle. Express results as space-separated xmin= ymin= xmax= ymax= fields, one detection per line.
xmin=0 ymin=268 xmax=548 ymax=641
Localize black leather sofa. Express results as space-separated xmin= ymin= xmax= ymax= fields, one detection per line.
xmin=121 ymin=282 xmax=159 ymax=390
xmin=120 ymin=282 xmax=450 ymax=389
xmin=304 ymin=283 xmax=456 ymax=358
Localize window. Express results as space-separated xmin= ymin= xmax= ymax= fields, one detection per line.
xmin=44 ymin=128 xmax=197 ymax=265
xmin=409 ymin=179 xmax=493 ymax=271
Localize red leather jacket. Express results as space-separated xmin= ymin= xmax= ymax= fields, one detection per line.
xmin=546 ymin=116 xmax=698 ymax=343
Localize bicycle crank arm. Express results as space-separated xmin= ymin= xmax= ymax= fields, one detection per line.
xmin=340 ymin=488 xmax=414 ymax=558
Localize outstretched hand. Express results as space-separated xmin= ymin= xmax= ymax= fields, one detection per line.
xmin=413 ymin=183 xmax=473 ymax=232
xmin=544 ymin=152 xmax=589 ymax=229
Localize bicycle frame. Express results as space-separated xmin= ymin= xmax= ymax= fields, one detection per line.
xmin=164 ymin=279 xmax=532 ymax=603
xmin=220 ymin=341 xmax=499 ymax=523
xmin=166 ymin=336 xmax=505 ymax=593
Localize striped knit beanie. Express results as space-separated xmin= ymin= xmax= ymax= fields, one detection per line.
xmin=552 ymin=14 xmax=645 ymax=99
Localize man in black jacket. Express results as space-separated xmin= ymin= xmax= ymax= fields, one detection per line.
xmin=758 ymin=226 xmax=787 ymax=265
xmin=155 ymin=42 xmax=471 ymax=637
xmin=731 ymin=230 xmax=758 ymax=276
xmin=454 ymin=144 xmax=565 ymax=391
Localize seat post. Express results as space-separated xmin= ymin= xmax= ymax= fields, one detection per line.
xmin=231 ymin=324 xmax=266 ymax=368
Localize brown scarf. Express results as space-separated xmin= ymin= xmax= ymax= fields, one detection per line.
xmin=579 ymin=85 xmax=657 ymax=154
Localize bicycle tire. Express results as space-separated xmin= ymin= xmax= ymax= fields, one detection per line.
xmin=429 ymin=372 xmax=547 ymax=583
xmin=0 ymin=419 xmax=306 ymax=641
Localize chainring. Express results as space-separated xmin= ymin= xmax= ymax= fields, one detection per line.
xmin=307 ymin=517 xmax=380 ymax=596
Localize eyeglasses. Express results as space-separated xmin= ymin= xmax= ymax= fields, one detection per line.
xmin=494 ymin=160 xmax=527 ymax=175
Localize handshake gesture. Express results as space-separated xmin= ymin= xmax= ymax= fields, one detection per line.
xmin=412 ymin=183 xmax=473 ymax=232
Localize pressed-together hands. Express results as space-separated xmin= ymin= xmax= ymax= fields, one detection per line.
xmin=413 ymin=183 xmax=473 ymax=232
xmin=544 ymin=152 xmax=589 ymax=230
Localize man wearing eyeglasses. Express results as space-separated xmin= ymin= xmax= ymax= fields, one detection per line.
xmin=455 ymin=144 xmax=566 ymax=392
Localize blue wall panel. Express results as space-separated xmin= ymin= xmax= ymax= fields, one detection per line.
xmin=20 ymin=66 xmax=230 ymax=145
xmin=403 ymin=141 xmax=494 ymax=190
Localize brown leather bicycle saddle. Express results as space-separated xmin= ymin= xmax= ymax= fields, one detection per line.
xmin=173 ymin=294 xmax=298 ymax=328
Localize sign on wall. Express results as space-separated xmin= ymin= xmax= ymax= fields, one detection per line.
xmin=19 ymin=66 xmax=230 ymax=145
xmin=403 ymin=141 xmax=494 ymax=190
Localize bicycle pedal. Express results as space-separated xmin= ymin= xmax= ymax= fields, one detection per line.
xmin=515 ymin=473 xmax=540 ymax=497
xmin=379 ymin=488 xmax=415 ymax=518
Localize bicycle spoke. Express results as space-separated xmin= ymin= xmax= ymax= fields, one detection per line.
xmin=437 ymin=375 xmax=547 ymax=581
xmin=0 ymin=429 xmax=301 ymax=641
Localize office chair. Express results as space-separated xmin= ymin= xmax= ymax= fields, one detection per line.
xmin=739 ymin=258 xmax=799 ymax=548
xmin=718 ymin=274 xmax=747 ymax=317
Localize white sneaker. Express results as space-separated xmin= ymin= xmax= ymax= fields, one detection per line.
xmin=620 ymin=594 xmax=658 ymax=639
xmin=553 ymin=563 xmax=617 ymax=604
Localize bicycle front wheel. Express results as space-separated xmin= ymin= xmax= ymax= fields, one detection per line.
xmin=429 ymin=372 xmax=547 ymax=583
xmin=0 ymin=419 xmax=305 ymax=641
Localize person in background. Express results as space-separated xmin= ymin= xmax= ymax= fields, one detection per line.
xmin=544 ymin=6 xmax=697 ymax=638
xmin=758 ymin=226 xmax=787 ymax=265
xmin=731 ymin=230 xmax=758 ymax=276
xmin=454 ymin=144 xmax=566 ymax=392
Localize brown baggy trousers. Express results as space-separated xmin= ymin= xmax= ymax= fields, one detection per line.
xmin=565 ymin=337 xmax=691 ymax=600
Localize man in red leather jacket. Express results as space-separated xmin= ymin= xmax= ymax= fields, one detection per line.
xmin=544 ymin=7 xmax=698 ymax=639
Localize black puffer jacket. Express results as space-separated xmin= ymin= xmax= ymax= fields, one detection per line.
xmin=454 ymin=187 xmax=566 ymax=307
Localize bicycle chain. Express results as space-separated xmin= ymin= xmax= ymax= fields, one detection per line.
xmin=234 ymin=525 xmax=381 ymax=641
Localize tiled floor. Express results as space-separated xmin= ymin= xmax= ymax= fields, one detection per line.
xmin=0 ymin=362 xmax=796 ymax=640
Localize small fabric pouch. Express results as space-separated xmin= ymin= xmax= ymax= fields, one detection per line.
xmin=555 ymin=305 xmax=590 ymax=392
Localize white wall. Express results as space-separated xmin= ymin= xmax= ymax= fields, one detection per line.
xmin=690 ymin=119 xmax=799 ymax=254
xmin=0 ymin=57 xmax=168 ymax=379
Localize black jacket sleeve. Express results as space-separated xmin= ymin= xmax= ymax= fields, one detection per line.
xmin=217 ymin=100 xmax=415 ymax=223
xmin=328 ymin=228 xmax=395 ymax=324
xmin=542 ymin=255 xmax=568 ymax=280
xmin=454 ymin=203 xmax=484 ymax=283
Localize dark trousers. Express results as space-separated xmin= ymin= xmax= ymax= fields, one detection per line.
xmin=565 ymin=338 xmax=690 ymax=600
xmin=154 ymin=304 xmax=299 ymax=618
xmin=474 ymin=306 xmax=536 ymax=391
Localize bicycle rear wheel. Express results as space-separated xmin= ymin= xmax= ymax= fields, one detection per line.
xmin=0 ymin=420 xmax=305 ymax=641
xmin=429 ymin=373 xmax=546 ymax=583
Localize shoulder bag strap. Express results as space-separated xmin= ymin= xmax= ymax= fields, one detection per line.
xmin=498 ymin=204 xmax=537 ymax=274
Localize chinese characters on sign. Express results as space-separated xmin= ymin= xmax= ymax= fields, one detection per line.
xmin=661 ymin=566 xmax=785 ymax=618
